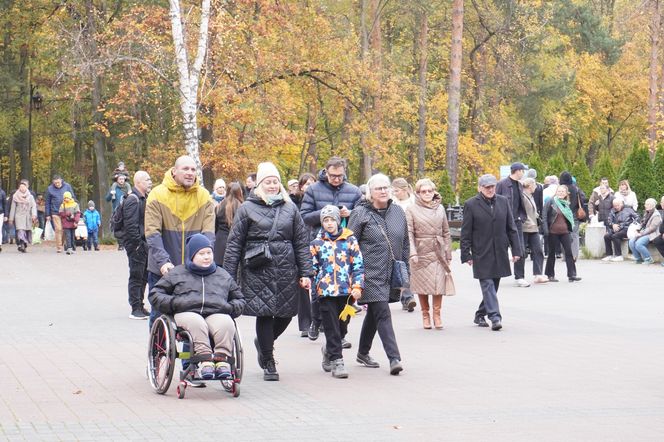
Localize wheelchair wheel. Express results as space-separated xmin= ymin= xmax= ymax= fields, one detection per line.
xmin=148 ymin=315 xmax=177 ymax=394
xmin=233 ymin=324 xmax=244 ymax=383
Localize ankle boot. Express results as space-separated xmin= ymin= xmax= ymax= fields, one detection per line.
xmin=418 ymin=295 xmax=431 ymax=329
xmin=432 ymin=295 xmax=443 ymax=329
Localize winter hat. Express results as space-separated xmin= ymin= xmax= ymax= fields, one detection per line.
xmin=287 ymin=179 xmax=298 ymax=187
xmin=255 ymin=162 xmax=281 ymax=186
xmin=184 ymin=234 xmax=217 ymax=276
xmin=320 ymin=205 xmax=341 ymax=226
xmin=526 ymin=168 xmax=537 ymax=179
xmin=88 ymin=200 xmax=95 ymax=209
xmin=63 ymin=191 xmax=73 ymax=200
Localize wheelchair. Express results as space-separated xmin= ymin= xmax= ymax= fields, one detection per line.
xmin=147 ymin=314 xmax=243 ymax=399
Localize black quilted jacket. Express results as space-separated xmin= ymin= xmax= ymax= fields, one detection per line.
xmin=223 ymin=195 xmax=313 ymax=317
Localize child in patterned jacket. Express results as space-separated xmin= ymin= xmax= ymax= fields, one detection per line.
xmin=310 ymin=205 xmax=364 ymax=379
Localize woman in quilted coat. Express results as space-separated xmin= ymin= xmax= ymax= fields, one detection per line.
xmin=224 ymin=162 xmax=312 ymax=382
xmin=405 ymin=179 xmax=453 ymax=330
xmin=348 ymin=173 xmax=408 ymax=376
xmin=8 ymin=179 xmax=37 ymax=253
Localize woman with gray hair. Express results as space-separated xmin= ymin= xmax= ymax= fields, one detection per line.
xmin=405 ymin=178 xmax=453 ymax=329
xmin=628 ymin=198 xmax=662 ymax=264
xmin=348 ymin=173 xmax=408 ymax=375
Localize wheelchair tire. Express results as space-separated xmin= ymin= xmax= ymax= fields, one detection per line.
xmin=232 ymin=322 xmax=244 ymax=383
xmin=148 ymin=315 xmax=177 ymax=394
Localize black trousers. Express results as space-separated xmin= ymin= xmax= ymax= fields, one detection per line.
xmin=126 ymin=247 xmax=148 ymax=310
xmin=545 ymin=233 xmax=576 ymax=278
xmin=358 ymin=301 xmax=400 ymax=362
xmin=320 ymin=297 xmax=350 ymax=361
xmin=256 ymin=316 xmax=292 ymax=361
xmin=513 ymin=221 xmax=525 ymax=279
xmin=604 ymin=230 xmax=628 ymax=256
xmin=652 ymin=235 xmax=664 ymax=258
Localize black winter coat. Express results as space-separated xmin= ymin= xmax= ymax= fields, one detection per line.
xmin=606 ymin=207 xmax=639 ymax=233
xmin=496 ymin=177 xmax=526 ymax=222
xmin=300 ymin=169 xmax=362 ymax=228
xmin=148 ymin=266 xmax=245 ymax=317
xmin=347 ymin=200 xmax=409 ymax=304
xmin=122 ymin=187 xmax=147 ymax=254
xmin=223 ymin=195 xmax=313 ymax=317
xmin=214 ymin=200 xmax=231 ymax=266
xmin=460 ymin=193 xmax=522 ymax=280
xmin=541 ymin=199 xmax=573 ymax=236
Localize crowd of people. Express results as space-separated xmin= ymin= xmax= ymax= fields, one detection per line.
xmin=3 ymin=155 xmax=664 ymax=385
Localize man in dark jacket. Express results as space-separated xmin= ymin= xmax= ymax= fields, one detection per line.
xmin=602 ymin=198 xmax=638 ymax=261
xmin=0 ymin=185 xmax=6 ymax=252
xmin=299 ymin=156 xmax=366 ymax=335
xmin=123 ymin=171 xmax=152 ymax=319
xmin=496 ymin=162 xmax=528 ymax=287
xmin=461 ymin=174 xmax=522 ymax=331
xmin=45 ymin=174 xmax=76 ymax=253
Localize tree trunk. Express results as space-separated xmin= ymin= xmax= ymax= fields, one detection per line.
xmin=446 ymin=0 xmax=464 ymax=189
xmin=359 ymin=0 xmax=372 ymax=182
xmin=86 ymin=0 xmax=109 ymax=237
xmin=417 ymin=8 xmax=428 ymax=177
xmin=169 ymin=0 xmax=211 ymax=186
xmin=648 ymin=0 xmax=661 ymax=159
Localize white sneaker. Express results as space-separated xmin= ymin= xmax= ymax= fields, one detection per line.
xmin=533 ymin=275 xmax=549 ymax=284
xmin=610 ymin=256 xmax=624 ymax=262
xmin=515 ymin=279 xmax=531 ymax=287
xmin=601 ymin=256 xmax=613 ymax=262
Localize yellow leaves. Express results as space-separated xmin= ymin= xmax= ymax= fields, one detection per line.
xmin=339 ymin=302 xmax=357 ymax=321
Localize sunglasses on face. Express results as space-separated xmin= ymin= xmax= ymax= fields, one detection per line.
xmin=419 ymin=189 xmax=434 ymax=194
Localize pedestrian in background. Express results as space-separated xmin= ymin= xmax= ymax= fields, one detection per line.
xmin=8 ymin=179 xmax=37 ymax=253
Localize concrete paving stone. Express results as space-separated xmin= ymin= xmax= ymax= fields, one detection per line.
xmin=2 ymin=244 xmax=664 ymax=440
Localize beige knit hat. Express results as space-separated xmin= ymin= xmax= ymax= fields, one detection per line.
xmin=256 ymin=162 xmax=281 ymax=185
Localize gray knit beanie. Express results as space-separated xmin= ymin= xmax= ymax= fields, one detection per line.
xmin=320 ymin=205 xmax=341 ymax=226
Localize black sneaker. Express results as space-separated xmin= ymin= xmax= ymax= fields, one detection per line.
xmin=263 ymin=359 xmax=279 ymax=381
xmin=473 ymin=316 xmax=489 ymax=327
xmin=141 ymin=307 xmax=150 ymax=316
xmin=308 ymin=324 xmax=320 ymax=341
xmin=254 ymin=337 xmax=265 ymax=369
xmin=341 ymin=338 xmax=352 ymax=349
xmin=129 ymin=309 xmax=148 ymax=320
xmin=321 ymin=346 xmax=332 ymax=372
xmin=405 ymin=298 xmax=416 ymax=312
xmin=356 ymin=353 xmax=380 ymax=368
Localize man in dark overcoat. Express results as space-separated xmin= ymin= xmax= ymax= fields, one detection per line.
xmin=460 ymin=174 xmax=522 ymax=331
xmin=496 ymin=162 xmax=528 ymax=287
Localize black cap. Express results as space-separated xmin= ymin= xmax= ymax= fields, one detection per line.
xmin=510 ymin=162 xmax=526 ymax=173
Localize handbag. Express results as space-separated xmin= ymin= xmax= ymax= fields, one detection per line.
xmin=372 ymin=215 xmax=410 ymax=291
xmin=626 ymin=222 xmax=641 ymax=240
xmin=576 ymin=192 xmax=586 ymax=221
xmin=243 ymin=206 xmax=280 ymax=270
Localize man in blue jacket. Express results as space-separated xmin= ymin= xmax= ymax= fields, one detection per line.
xmin=45 ymin=174 xmax=76 ymax=253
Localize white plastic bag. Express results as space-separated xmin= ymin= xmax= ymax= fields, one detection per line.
xmin=626 ymin=222 xmax=641 ymax=240
xmin=44 ymin=221 xmax=55 ymax=241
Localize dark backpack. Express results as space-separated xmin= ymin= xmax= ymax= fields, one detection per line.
xmin=109 ymin=193 xmax=138 ymax=240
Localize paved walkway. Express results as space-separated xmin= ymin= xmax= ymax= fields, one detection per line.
xmin=0 ymin=243 xmax=663 ymax=441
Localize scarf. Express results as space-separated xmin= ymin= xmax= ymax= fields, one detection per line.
xmin=13 ymin=188 xmax=30 ymax=204
xmin=266 ymin=194 xmax=284 ymax=206
xmin=554 ymin=197 xmax=574 ymax=227
xmin=61 ymin=198 xmax=77 ymax=209
xmin=212 ymin=193 xmax=224 ymax=204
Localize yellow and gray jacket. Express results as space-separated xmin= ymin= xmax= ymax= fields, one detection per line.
xmin=145 ymin=169 xmax=215 ymax=275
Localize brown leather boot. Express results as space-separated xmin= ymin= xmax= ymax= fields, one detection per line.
xmin=418 ymin=295 xmax=431 ymax=329
xmin=432 ymin=295 xmax=443 ymax=329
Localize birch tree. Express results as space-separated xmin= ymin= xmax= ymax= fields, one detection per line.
xmin=169 ymin=0 xmax=211 ymax=184
xmin=446 ymin=0 xmax=464 ymax=188
xmin=647 ymin=0 xmax=661 ymax=159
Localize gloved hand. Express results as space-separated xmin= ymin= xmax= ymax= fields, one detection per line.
xmin=230 ymin=302 xmax=244 ymax=318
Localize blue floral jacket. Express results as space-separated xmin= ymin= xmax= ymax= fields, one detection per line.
xmin=310 ymin=228 xmax=364 ymax=298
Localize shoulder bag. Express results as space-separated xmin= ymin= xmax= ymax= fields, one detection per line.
xmin=244 ymin=206 xmax=281 ymax=270
xmin=576 ymin=191 xmax=586 ymax=221
xmin=372 ymin=214 xmax=410 ymax=292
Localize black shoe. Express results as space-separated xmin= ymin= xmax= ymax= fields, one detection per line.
xmin=548 ymin=276 xmax=559 ymax=282
xmin=474 ymin=316 xmax=489 ymax=327
xmin=491 ymin=320 xmax=503 ymax=331
xmin=254 ymin=337 xmax=265 ymax=369
xmin=321 ymin=346 xmax=332 ymax=372
xmin=308 ymin=324 xmax=320 ymax=341
xmin=356 ymin=353 xmax=380 ymax=368
xmin=300 ymin=330 xmax=309 ymax=338
xmin=341 ymin=338 xmax=352 ymax=349
xmin=389 ymin=359 xmax=403 ymax=376
xmin=568 ymin=276 xmax=582 ymax=282
xmin=129 ymin=309 xmax=148 ymax=320
xmin=263 ymin=359 xmax=279 ymax=381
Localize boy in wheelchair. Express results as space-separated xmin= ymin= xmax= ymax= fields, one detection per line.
xmin=149 ymin=234 xmax=245 ymax=380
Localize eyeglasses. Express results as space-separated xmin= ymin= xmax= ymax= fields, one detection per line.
xmin=372 ymin=186 xmax=389 ymax=192
xmin=419 ymin=189 xmax=434 ymax=194
xmin=328 ymin=173 xmax=344 ymax=180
